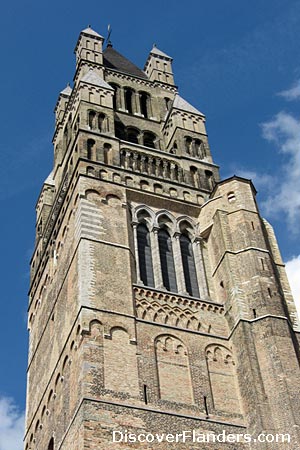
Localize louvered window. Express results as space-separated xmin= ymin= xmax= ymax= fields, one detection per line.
xmin=158 ymin=229 xmax=177 ymax=292
xmin=180 ymin=234 xmax=199 ymax=297
xmin=137 ymin=224 xmax=154 ymax=287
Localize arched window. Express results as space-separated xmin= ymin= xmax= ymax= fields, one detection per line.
xmin=158 ymin=228 xmax=177 ymax=292
xmin=185 ymin=137 xmax=192 ymax=154
xmin=110 ymin=83 xmax=119 ymax=109
xmin=87 ymin=139 xmax=96 ymax=160
xmin=143 ymin=131 xmax=156 ymax=148
xmin=125 ymin=88 xmax=134 ymax=113
xmin=194 ymin=139 xmax=203 ymax=158
xmin=180 ymin=234 xmax=199 ymax=297
xmin=205 ymin=170 xmax=214 ymax=190
xmin=165 ymin=97 xmax=172 ymax=111
xmin=140 ymin=92 xmax=150 ymax=118
xmin=190 ymin=166 xmax=198 ymax=187
xmin=88 ymin=111 xmax=96 ymax=129
xmin=137 ymin=223 xmax=154 ymax=287
xmin=127 ymin=127 xmax=139 ymax=144
xmin=98 ymin=113 xmax=106 ymax=132
xmin=103 ymin=143 xmax=112 ymax=165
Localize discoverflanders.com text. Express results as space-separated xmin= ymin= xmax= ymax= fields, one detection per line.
xmin=112 ymin=429 xmax=290 ymax=445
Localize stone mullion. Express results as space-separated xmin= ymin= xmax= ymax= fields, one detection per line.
xmin=134 ymin=92 xmax=142 ymax=116
xmin=193 ymin=237 xmax=209 ymax=298
xmin=172 ymin=233 xmax=188 ymax=295
xmin=118 ymin=87 xmax=126 ymax=111
xmin=132 ymin=223 xmax=143 ymax=285
xmin=147 ymin=96 xmax=154 ymax=118
xmin=150 ymin=228 xmax=164 ymax=289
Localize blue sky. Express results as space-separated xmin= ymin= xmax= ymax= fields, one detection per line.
xmin=0 ymin=1 xmax=300 ymax=448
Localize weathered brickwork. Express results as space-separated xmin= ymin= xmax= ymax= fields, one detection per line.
xmin=25 ymin=26 xmax=300 ymax=450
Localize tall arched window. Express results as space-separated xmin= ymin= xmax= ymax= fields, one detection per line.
xmin=110 ymin=83 xmax=119 ymax=109
xmin=88 ymin=110 xmax=96 ymax=129
xmin=125 ymin=88 xmax=134 ymax=113
xmin=158 ymin=228 xmax=177 ymax=292
xmin=140 ymin=92 xmax=150 ymax=118
xmin=87 ymin=139 xmax=96 ymax=160
xmin=98 ymin=113 xmax=106 ymax=132
xmin=137 ymin=223 xmax=154 ymax=287
xmin=180 ymin=234 xmax=199 ymax=297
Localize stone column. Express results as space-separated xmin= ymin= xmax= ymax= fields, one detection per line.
xmin=147 ymin=95 xmax=154 ymax=119
xmin=132 ymin=223 xmax=142 ymax=285
xmin=132 ymin=153 xmax=139 ymax=171
xmin=150 ymin=227 xmax=164 ymax=289
xmin=134 ymin=92 xmax=142 ymax=116
xmin=118 ymin=87 xmax=126 ymax=111
xmin=170 ymin=163 xmax=176 ymax=181
xmin=141 ymin=155 xmax=147 ymax=173
xmin=172 ymin=232 xmax=188 ymax=295
xmin=193 ymin=237 xmax=209 ymax=298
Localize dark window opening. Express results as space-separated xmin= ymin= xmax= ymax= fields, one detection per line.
xmin=127 ymin=128 xmax=139 ymax=144
xmin=143 ymin=131 xmax=156 ymax=148
xmin=88 ymin=111 xmax=96 ymax=129
xmin=115 ymin=122 xmax=125 ymax=140
xmin=140 ymin=92 xmax=150 ymax=118
xmin=98 ymin=113 xmax=105 ymax=132
xmin=87 ymin=139 xmax=96 ymax=160
xmin=125 ymin=88 xmax=134 ymax=114
xmin=158 ymin=228 xmax=177 ymax=292
xmin=110 ymin=83 xmax=119 ymax=109
xmin=180 ymin=234 xmax=200 ymax=297
xmin=48 ymin=437 xmax=54 ymax=450
xmin=137 ymin=224 xmax=154 ymax=287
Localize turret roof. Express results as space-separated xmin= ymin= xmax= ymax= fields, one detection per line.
xmin=81 ymin=26 xmax=104 ymax=39
xmin=150 ymin=45 xmax=172 ymax=60
xmin=80 ymin=69 xmax=113 ymax=89
xmin=60 ymin=84 xmax=72 ymax=96
xmin=103 ymin=45 xmax=148 ymax=79
xmin=173 ymin=94 xmax=204 ymax=116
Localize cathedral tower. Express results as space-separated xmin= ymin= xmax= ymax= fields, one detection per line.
xmin=25 ymin=27 xmax=300 ymax=450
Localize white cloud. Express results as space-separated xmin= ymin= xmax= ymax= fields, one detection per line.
xmin=227 ymin=168 xmax=273 ymax=191
xmin=285 ymin=255 xmax=300 ymax=317
xmin=0 ymin=397 xmax=24 ymax=450
xmin=261 ymin=111 xmax=300 ymax=231
xmin=278 ymin=80 xmax=300 ymax=101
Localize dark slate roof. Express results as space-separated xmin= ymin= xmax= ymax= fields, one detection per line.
xmin=103 ymin=45 xmax=148 ymax=79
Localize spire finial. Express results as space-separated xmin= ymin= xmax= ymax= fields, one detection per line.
xmin=106 ymin=24 xmax=113 ymax=47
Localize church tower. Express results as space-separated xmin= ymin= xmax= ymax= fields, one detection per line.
xmin=25 ymin=27 xmax=300 ymax=450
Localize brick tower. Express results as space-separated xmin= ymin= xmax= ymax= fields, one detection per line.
xmin=25 ymin=27 xmax=300 ymax=450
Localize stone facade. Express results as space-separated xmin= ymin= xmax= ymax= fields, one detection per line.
xmin=24 ymin=27 xmax=300 ymax=450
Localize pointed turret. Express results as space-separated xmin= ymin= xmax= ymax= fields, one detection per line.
xmin=74 ymin=25 xmax=105 ymax=71
xmin=144 ymin=44 xmax=175 ymax=85
xmin=54 ymin=83 xmax=72 ymax=124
